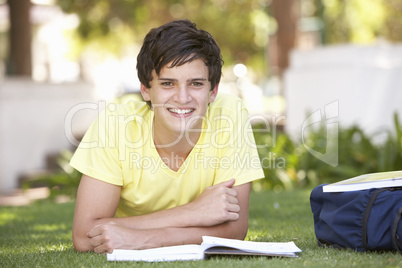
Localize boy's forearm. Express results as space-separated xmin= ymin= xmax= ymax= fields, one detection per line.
xmin=73 ymin=193 xmax=237 ymax=252
xmin=143 ymin=219 xmax=248 ymax=249
xmin=90 ymin=216 xmax=249 ymax=253
xmin=106 ymin=180 xmax=247 ymax=230
xmin=98 ymin=203 xmax=198 ymax=229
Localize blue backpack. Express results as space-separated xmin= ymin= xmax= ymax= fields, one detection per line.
xmin=310 ymin=184 xmax=402 ymax=252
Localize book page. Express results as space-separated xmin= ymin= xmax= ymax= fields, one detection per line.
xmin=107 ymin=244 xmax=203 ymax=262
xmin=203 ymin=247 xmax=298 ymax=257
xmin=107 ymin=237 xmax=302 ymax=262
xmin=323 ymin=170 xmax=402 ymax=192
xmin=201 ymin=236 xmax=302 ymax=254
xmin=334 ymin=170 xmax=402 ymax=185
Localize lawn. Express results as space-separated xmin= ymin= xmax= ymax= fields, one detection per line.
xmin=1 ymin=188 xmax=401 ymax=268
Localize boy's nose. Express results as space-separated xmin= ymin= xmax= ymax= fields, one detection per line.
xmin=173 ymin=86 xmax=192 ymax=104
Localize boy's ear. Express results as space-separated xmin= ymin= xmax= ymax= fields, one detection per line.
xmin=140 ymin=83 xmax=151 ymax=101
xmin=209 ymin=84 xmax=219 ymax=103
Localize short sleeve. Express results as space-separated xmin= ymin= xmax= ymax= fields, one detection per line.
xmin=69 ymin=107 xmax=123 ymax=186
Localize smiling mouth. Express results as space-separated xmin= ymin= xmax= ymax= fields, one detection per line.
xmin=167 ymin=108 xmax=195 ymax=115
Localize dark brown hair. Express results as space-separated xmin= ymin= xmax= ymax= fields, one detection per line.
xmin=137 ymin=19 xmax=223 ymax=92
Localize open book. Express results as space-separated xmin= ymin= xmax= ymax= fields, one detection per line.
xmin=107 ymin=236 xmax=302 ymax=262
xmin=322 ymin=170 xmax=402 ymax=192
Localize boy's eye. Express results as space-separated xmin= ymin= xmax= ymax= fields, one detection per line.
xmin=191 ymin=82 xmax=203 ymax=86
xmin=161 ymin=82 xmax=173 ymax=86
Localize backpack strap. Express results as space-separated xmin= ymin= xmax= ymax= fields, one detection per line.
xmin=362 ymin=188 xmax=388 ymax=250
xmin=392 ymin=207 xmax=402 ymax=253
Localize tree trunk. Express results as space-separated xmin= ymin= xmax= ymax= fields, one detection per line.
xmin=270 ymin=0 xmax=299 ymax=78
xmin=7 ymin=0 xmax=32 ymax=77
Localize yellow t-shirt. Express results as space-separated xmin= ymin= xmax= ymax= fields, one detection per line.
xmin=70 ymin=93 xmax=264 ymax=217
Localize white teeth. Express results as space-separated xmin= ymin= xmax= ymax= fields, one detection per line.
xmin=168 ymin=108 xmax=193 ymax=115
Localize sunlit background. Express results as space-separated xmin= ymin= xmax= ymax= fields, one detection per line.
xmin=1 ymin=0 xmax=402 ymax=200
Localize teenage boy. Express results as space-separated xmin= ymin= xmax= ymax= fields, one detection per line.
xmin=70 ymin=19 xmax=264 ymax=253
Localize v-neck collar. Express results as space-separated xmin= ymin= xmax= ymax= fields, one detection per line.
xmin=147 ymin=109 xmax=208 ymax=176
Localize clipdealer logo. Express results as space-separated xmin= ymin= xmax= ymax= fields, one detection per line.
xmin=128 ymin=151 xmax=285 ymax=174
xmin=301 ymin=100 xmax=339 ymax=167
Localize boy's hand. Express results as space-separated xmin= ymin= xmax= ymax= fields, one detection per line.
xmin=87 ymin=222 xmax=147 ymax=253
xmin=188 ymin=178 xmax=240 ymax=227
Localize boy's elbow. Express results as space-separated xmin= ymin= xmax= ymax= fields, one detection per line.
xmin=225 ymin=220 xmax=248 ymax=240
xmin=72 ymin=232 xmax=92 ymax=252
xmin=234 ymin=222 xmax=248 ymax=240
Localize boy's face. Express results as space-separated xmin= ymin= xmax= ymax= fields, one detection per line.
xmin=140 ymin=58 xmax=218 ymax=136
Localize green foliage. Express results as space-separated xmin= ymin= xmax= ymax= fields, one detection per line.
xmin=56 ymin=0 xmax=271 ymax=73
xmin=253 ymin=113 xmax=402 ymax=191
xmin=56 ymin=0 xmax=402 ymax=61
xmin=22 ymin=150 xmax=81 ymax=199
xmin=320 ymin=0 xmax=386 ymax=43
xmin=314 ymin=0 xmax=402 ymax=44
xmin=379 ymin=113 xmax=402 ymax=170
xmin=54 ymin=0 xmax=402 ymax=81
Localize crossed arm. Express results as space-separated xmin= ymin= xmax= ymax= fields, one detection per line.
xmin=72 ymin=175 xmax=252 ymax=253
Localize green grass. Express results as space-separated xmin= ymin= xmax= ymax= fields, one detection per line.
xmin=1 ymin=188 xmax=401 ymax=267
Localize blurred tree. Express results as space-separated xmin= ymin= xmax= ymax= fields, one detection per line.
xmin=57 ymin=0 xmax=273 ymax=76
xmin=7 ymin=0 xmax=32 ymax=76
xmin=270 ymin=0 xmax=299 ymax=77
xmin=314 ymin=0 xmax=401 ymax=44
xmin=383 ymin=0 xmax=402 ymax=42
xmin=320 ymin=0 xmax=350 ymax=43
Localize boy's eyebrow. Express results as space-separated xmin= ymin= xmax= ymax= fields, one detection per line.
xmin=157 ymin=78 xmax=208 ymax=82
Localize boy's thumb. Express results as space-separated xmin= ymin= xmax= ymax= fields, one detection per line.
xmin=223 ymin=178 xmax=235 ymax=188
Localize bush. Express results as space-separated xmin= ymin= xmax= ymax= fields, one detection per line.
xmin=22 ymin=150 xmax=81 ymax=199
xmin=253 ymin=113 xmax=402 ymax=191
